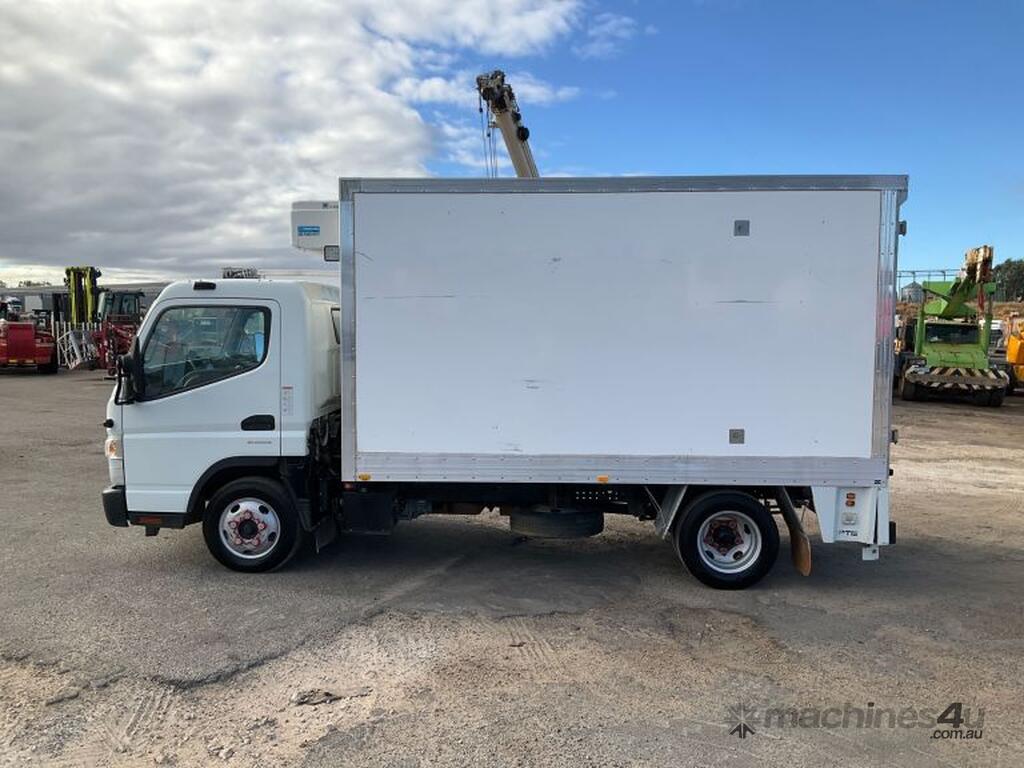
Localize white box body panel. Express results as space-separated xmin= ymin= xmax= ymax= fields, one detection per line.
xmin=340 ymin=177 xmax=905 ymax=485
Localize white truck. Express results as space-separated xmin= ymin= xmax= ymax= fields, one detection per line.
xmin=102 ymin=174 xmax=907 ymax=589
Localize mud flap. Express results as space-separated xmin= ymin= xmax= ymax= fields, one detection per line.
xmin=314 ymin=514 xmax=338 ymax=552
xmin=776 ymin=487 xmax=812 ymax=576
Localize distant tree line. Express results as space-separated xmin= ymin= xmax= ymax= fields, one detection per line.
xmin=994 ymin=258 xmax=1024 ymax=301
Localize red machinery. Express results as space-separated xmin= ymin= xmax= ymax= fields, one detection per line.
xmin=94 ymin=289 xmax=145 ymax=375
xmin=0 ymin=303 xmax=58 ymax=373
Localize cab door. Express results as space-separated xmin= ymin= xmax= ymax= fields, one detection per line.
xmin=121 ymin=299 xmax=280 ymax=514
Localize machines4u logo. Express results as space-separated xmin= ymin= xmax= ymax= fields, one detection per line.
xmin=726 ymin=701 xmax=984 ymax=741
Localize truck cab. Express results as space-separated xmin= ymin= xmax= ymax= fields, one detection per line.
xmin=897 ymin=316 xmax=1007 ymax=405
xmin=102 ymin=279 xmax=339 ymax=571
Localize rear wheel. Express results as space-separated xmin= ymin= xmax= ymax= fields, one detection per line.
xmin=674 ymin=491 xmax=779 ymax=590
xmin=202 ymin=477 xmax=305 ymax=572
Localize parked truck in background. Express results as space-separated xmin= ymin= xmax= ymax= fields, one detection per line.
xmin=102 ymin=175 xmax=906 ymax=589
xmin=0 ymin=297 xmax=58 ymax=373
xmin=896 ymin=245 xmax=1008 ymax=406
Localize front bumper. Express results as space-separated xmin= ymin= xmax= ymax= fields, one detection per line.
xmin=904 ymin=365 xmax=1009 ymax=390
xmin=102 ymin=485 xmax=129 ymax=527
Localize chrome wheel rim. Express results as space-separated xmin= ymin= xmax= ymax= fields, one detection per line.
xmin=219 ymin=497 xmax=281 ymax=560
xmin=696 ymin=510 xmax=762 ymax=574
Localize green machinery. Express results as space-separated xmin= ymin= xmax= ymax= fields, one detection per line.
xmin=896 ymin=245 xmax=1008 ymax=406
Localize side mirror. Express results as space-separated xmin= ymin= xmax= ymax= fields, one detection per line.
xmin=115 ymin=337 xmax=145 ymax=404
xmin=131 ymin=337 xmax=146 ymax=400
xmin=114 ymin=354 xmax=132 ymax=405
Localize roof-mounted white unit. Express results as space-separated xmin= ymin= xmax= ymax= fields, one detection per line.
xmin=291 ymin=201 xmax=339 ymax=260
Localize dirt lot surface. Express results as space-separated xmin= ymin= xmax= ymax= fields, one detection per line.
xmin=1 ymin=369 xmax=1021 ymax=767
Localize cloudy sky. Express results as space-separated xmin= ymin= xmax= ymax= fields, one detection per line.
xmin=1 ymin=1 xmax=1021 ymax=285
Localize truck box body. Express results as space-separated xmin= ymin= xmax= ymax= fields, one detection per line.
xmin=338 ymin=176 xmax=905 ymax=488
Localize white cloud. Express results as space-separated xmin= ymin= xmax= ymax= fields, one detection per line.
xmin=510 ymin=72 xmax=580 ymax=104
xmin=395 ymin=70 xmax=579 ymax=108
xmin=572 ymin=12 xmax=639 ymax=60
xmin=0 ymin=1 xmax=581 ymax=279
xmin=434 ymin=119 xmax=513 ymax=171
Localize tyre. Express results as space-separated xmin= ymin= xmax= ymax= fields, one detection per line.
xmin=674 ymin=491 xmax=779 ymax=590
xmin=202 ymin=477 xmax=305 ymax=572
xmin=899 ymin=376 xmax=919 ymax=401
xmin=38 ymin=349 xmax=58 ymax=374
xmin=988 ymin=389 xmax=1005 ymax=407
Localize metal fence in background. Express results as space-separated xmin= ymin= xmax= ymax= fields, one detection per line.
xmin=898 ymin=268 xmax=1020 ymax=303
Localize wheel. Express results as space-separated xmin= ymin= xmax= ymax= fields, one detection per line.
xmin=987 ymin=389 xmax=1004 ymax=407
xmin=202 ymin=477 xmax=305 ymax=572
xmin=38 ymin=349 xmax=58 ymax=374
xmin=899 ymin=376 xmax=919 ymax=401
xmin=673 ymin=491 xmax=779 ymax=590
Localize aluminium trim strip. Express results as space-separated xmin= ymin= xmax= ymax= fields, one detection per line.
xmin=339 ymin=175 xmax=908 ymax=198
xmin=353 ymin=452 xmax=888 ymax=486
xmin=339 ymin=182 xmax=359 ymax=481
xmin=871 ymin=188 xmax=901 ymax=461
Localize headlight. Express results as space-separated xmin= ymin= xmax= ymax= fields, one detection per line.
xmin=105 ymin=437 xmax=124 ymax=485
xmin=108 ymin=458 xmax=125 ymax=486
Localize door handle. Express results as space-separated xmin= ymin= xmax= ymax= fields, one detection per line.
xmin=241 ymin=414 xmax=276 ymax=431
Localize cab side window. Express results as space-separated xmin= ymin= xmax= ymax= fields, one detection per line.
xmin=142 ymin=306 xmax=270 ymax=399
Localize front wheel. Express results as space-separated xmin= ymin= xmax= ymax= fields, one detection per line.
xmin=899 ymin=375 xmax=919 ymax=401
xmin=203 ymin=477 xmax=305 ymax=572
xmin=674 ymin=491 xmax=780 ymax=590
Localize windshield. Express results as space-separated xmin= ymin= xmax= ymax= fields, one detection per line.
xmin=924 ymin=323 xmax=979 ymax=345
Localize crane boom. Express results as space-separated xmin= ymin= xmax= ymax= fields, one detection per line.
xmin=921 ymin=245 xmax=995 ymax=319
xmin=475 ymin=70 xmax=539 ymax=178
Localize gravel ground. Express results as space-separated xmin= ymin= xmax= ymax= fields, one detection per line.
xmin=0 ymin=368 xmax=1021 ymax=767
